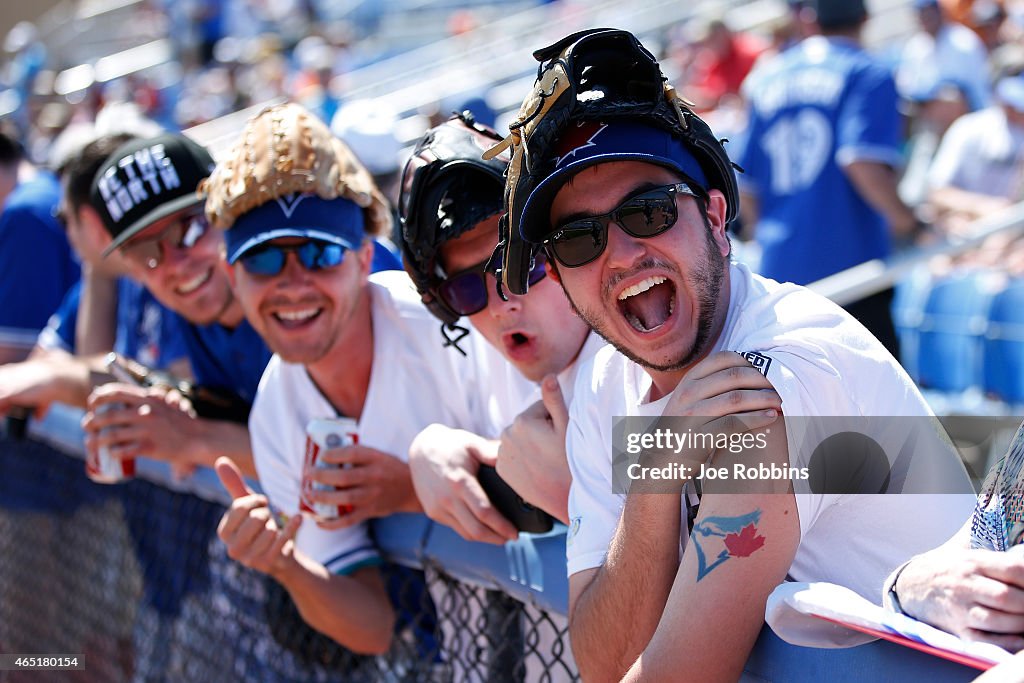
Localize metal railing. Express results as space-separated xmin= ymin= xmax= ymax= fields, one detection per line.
xmin=0 ymin=404 xmax=989 ymax=682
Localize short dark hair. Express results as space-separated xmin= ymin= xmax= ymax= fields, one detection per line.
xmin=58 ymin=133 xmax=136 ymax=214
xmin=0 ymin=130 xmax=24 ymax=169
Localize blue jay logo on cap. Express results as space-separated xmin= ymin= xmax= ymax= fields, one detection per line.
xmin=275 ymin=193 xmax=308 ymax=219
xmin=555 ymin=122 xmax=608 ymax=167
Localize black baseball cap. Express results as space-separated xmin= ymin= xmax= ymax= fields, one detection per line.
xmin=92 ymin=133 xmax=215 ymax=256
xmin=813 ymin=0 xmax=867 ymax=28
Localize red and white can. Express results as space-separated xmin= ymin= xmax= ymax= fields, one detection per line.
xmin=86 ymin=402 xmax=137 ymax=484
xmin=301 ymin=417 xmax=358 ymax=520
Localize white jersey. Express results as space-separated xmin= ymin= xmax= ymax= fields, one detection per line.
xmin=927 ymin=106 xmax=1024 ymax=201
xmin=249 ymin=270 xmax=534 ymax=574
xmin=566 ymin=262 xmax=975 ymax=601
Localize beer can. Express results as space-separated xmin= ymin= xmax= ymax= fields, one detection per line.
xmin=86 ymin=402 xmax=137 ymax=484
xmin=301 ymin=417 xmax=358 ymax=520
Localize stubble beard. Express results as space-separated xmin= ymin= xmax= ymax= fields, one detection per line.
xmin=563 ymin=229 xmax=725 ymax=373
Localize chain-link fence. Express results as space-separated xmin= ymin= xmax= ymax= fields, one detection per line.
xmin=1 ymin=409 xmax=995 ymax=683
xmin=0 ymin=411 xmax=578 ymax=683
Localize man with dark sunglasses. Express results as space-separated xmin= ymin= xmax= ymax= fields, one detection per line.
xmin=494 ymin=26 xmax=975 ymax=682
xmin=400 ymin=113 xmax=599 ymax=540
xmin=80 ymin=132 xmax=271 ymax=478
xmin=203 ymin=103 xmax=512 ymax=653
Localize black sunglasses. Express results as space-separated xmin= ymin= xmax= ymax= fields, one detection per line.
xmin=123 ymin=212 xmax=210 ymax=270
xmin=543 ymin=182 xmax=700 ymax=268
xmin=438 ymin=252 xmax=547 ymax=317
xmin=239 ymin=240 xmax=347 ymax=276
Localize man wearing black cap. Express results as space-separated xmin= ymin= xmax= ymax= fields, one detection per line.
xmin=81 ymin=132 xmax=271 ymax=477
xmin=734 ymin=0 xmax=920 ymax=357
xmin=493 ymin=28 xmax=974 ymax=681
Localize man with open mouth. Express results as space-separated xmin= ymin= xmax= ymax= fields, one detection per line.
xmin=494 ymin=25 xmax=976 ymax=682
xmin=399 ymin=112 xmax=601 ymax=538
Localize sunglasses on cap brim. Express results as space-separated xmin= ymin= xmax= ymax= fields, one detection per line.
xmin=438 ymin=252 xmax=548 ymax=317
xmin=238 ymin=240 xmax=348 ymax=276
xmin=543 ymin=182 xmax=701 ymax=268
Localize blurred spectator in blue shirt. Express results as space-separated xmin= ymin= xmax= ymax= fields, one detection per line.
xmin=0 ymin=129 xmax=80 ymax=364
xmin=897 ymin=0 xmax=992 ymax=111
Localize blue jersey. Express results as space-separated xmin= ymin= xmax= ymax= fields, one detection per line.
xmin=36 ymin=280 xmax=80 ymax=353
xmin=115 ymin=279 xmax=189 ymax=370
xmin=0 ymin=172 xmax=80 ymax=349
xmin=735 ymin=37 xmax=902 ymax=285
xmin=179 ymin=318 xmax=271 ymax=404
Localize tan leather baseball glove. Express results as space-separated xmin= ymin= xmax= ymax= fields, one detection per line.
xmin=201 ymin=102 xmax=392 ymax=238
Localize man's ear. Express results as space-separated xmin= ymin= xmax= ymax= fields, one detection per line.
xmin=217 ymin=242 xmax=238 ymax=288
xmin=706 ymin=190 xmax=730 ymax=258
xmin=358 ymin=240 xmax=375 ymax=277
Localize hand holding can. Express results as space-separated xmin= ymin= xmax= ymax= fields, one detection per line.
xmin=301 ymin=417 xmax=358 ymax=520
xmin=85 ymin=402 xmax=137 ymax=483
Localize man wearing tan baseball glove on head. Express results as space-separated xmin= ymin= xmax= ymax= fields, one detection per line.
xmin=208 ymin=102 xmax=511 ymax=653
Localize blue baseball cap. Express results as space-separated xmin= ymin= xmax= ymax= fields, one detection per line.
xmin=225 ymin=193 xmax=365 ymax=264
xmin=519 ymin=120 xmax=710 ymax=243
xmin=998 ymin=74 xmax=1024 ymax=112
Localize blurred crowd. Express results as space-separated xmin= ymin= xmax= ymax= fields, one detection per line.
xmin=4 ymin=1 xmax=1024 ymax=679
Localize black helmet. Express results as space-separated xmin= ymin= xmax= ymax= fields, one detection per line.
xmin=398 ymin=111 xmax=509 ymax=351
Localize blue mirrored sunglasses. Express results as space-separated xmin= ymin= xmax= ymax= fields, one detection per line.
xmin=239 ymin=240 xmax=347 ymax=276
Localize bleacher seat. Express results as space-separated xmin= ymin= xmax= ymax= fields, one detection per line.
xmin=916 ymin=270 xmax=993 ymax=392
xmin=891 ymin=266 xmax=933 ymax=382
xmin=983 ymin=277 xmax=1024 ymax=404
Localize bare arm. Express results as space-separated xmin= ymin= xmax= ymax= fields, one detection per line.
xmin=0 ymin=345 xmax=31 ymax=365
xmin=273 ymin=555 xmax=394 ymax=654
xmin=216 ymin=457 xmax=394 ymax=653
xmin=892 ymin=519 xmax=1024 ymax=651
xmin=624 ymin=488 xmax=800 ymax=682
xmin=568 ymin=352 xmax=781 ymax=681
xmin=83 ymin=383 xmax=257 ymax=478
xmin=568 ymin=493 xmax=683 ymax=683
xmin=928 ymin=186 xmax=1012 ymax=230
xmin=75 ymin=265 xmax=118 ymax=356
xmin=0 ymin=352 xmax=109 ymax=416
xmin=844 ymin=160 xmax=918 ymax=238
xmin=409 ymin=423 xmax=518 ymax=544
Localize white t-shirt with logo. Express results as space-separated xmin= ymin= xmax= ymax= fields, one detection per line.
xmin=565 ymin=262 xmax=975 ymax=601
xmin=249 ymin=270 xmax=535 ymax=574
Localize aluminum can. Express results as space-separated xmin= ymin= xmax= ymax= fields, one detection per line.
xmin=86 ymin=402 xmax=137 ymax=483
xmin=301 ymin=417 xmax=358 ymax=520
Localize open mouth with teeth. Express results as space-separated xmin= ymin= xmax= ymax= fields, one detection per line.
xmin=175 ymin=269 xmax=213 ymax=295
xmin=272 ymin=307 xmax=323 ymax=328
xmin=617 ymin=276 xmax=676 ymax=333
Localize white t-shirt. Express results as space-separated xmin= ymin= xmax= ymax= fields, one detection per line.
xmin=565 ymin=262 xmax=975 ymax=601
xmin=927 ymin=106 xmax=1024 ymax=201
xmin=249 ymin=270 xmax=535 ymax=574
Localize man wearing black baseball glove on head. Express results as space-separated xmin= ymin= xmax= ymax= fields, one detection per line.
xmin=492 ymin=27 xmax=974 ymax=682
